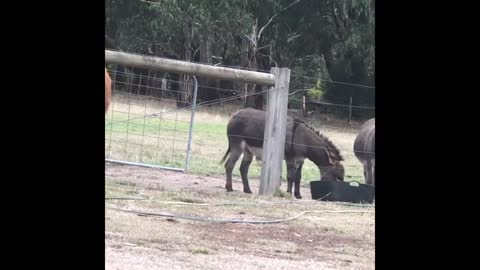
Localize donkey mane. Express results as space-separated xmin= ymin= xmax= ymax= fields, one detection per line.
xmin=294 ymin=118 xmax=344 ymax=162
xmin=319 ymin=134 xmax=344 ymax=161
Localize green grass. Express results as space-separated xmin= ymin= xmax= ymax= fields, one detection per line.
xmin=105 ymin=99 xmax=365 ymax=184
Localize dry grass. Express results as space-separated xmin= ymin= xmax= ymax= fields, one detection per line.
xmin=105 ymin=164 xmax=375 ymax=270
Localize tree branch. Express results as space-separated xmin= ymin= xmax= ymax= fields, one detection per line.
xmin=257 ymin=0 xmax=304 ymax=40
xmin=243 ymin=34 xmax=255 ymax=45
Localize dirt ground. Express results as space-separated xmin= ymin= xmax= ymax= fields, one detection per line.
xmin=105 ymin=163 xmax=375 ymax=270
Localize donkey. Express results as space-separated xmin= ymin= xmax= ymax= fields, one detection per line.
xmin=220 ymin=108 xmax=345 ymax=199
xmin=353 ymin=118 xmax=375 ymax=186
xmin=105 ymin=68 xmax=112 ymax=115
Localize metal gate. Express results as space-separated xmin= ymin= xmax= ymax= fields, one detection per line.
xmin=105 ymin=65 xmax=198 ymax=173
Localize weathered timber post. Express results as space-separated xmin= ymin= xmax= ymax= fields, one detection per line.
xmin=259 ymin=67 xmax=291 ymax=195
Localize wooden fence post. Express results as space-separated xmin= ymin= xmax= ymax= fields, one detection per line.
xmin=259 ymin=67 xmax=291 ymax=195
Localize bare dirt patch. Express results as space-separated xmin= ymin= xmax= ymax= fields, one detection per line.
xmin=105 ymin=163 xmax=375 ymax=269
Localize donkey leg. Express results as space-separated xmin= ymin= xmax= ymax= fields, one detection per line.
xmin=285 ymin=160 xmax=296 ymax=195
xmin=372 ymin=162 xmax=375 ymax=186
xmin=225 ymin=147 xmax=242 ymax=192
xmin=294 ymin=162 xmax=304 ymax=199
xmin=363 ymin=162 xmax=368 ymax=183
xmin=240 ymin=151 xmax=253 ymax=194
xmin=370 ymin=159 xmax=375 ymax=186
xmin=365 ymin=160 xmax=374 ymax=185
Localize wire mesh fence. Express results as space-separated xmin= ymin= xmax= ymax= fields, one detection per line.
xmin=105 ymin=66 xmax=196 ymax=171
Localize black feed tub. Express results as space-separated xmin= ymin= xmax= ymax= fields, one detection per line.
xmin=310 ymin=180 xmax=375 ymax=203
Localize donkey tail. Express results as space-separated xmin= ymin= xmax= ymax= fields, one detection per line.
xmin=220 ymin=145 xmax=231 ymax=164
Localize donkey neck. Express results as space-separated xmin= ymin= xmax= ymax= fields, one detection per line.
xmin=303 ymin=129 xmax=337 ymax=167
xmin=306 ymin=143 xmax=331 ymax=167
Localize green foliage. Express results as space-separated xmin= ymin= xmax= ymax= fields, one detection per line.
xmin=307 ymin=80 xmax=325 ymax=101
xmin=105 ymin=0 xmax=375 ymax=118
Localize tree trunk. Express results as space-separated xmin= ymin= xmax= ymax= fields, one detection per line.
xmin=242 ymin=19 xmax=258 ymax=108
xmin=179 ymin=17 xmax=193 ymax=108
xmin=199 ymin=32 xmax=215 ymax=101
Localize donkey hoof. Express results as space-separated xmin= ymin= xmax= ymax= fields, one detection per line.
xmin=244 ymin=189 xmax=253 ymax=194
xmin=226 ymin=189 xmax=233 ymax=192
xmin=294 ymin=194 xmax=302 ymax=199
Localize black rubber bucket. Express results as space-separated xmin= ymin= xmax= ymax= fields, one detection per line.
xmin=310 ymin=180 xmax=375 ymax=203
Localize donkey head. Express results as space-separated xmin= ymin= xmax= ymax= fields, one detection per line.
xmin=319 ymin=150 xmax=345 ymax=181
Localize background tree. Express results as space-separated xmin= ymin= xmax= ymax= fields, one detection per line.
xmin=105 ymin=0 xmax=374 ymax=118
